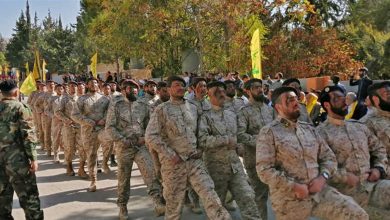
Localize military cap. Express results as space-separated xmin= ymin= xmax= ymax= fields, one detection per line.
xmin=144 ymin=80 xmax=157 ymax=86
xmin=244 ymin=78 xmax=263 ymax=90
xmin=282 ymin=78 xmax=301 ymax=86
xmin=319 ymin=85 xmax=346 ymax=108
xmin=207 ymin=81 xmax=226 ymax=90
xmin=121 ymin=79 xmax=140 ymax=90
xmin=359 ymin=67 xmax=368 ymax=72
xmin=368 ymin=81 xmax=390 ymax=97
xmin=0 ymin=79 xmax=18 ymax=92
xmin=271 ymin=86 xmax=298 ymax=107
xmin=167 ymin=76 xmax=186 ymax=87
xmin=224 ymin=80 xmax=235 ymax=85
xmin=69 ymin=81 xmax=78 ymax=86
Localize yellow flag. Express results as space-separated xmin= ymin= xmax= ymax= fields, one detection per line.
xmin=0 ymin=65 xmax=2 ymax=73
xmin=16 ymin=70 xmax=20 ymax=81
xmin=25 ymin=62 xmax=29 ymax=73
xmin=250 ymin=29 xmax=262 ymax=79
xmin=32 ymin=50 xmax=41 ymax=80
xmin=20 ymin=72 xmax=37 ymax=95
xmin=90 ymin=52 xmax=98 ymax=78
xmin=42 ymin=59 xmax=47 ymax=81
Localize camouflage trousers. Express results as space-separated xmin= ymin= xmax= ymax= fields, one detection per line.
xmin=62 ymin=125 xmax=83 ymax=163
xmin=97 ymin=130 xmax=114 ymax=164
xmin=32 ymin=112 xmax=41 ymax=144
xmin=205 ymin=157 xmax=260 ymax=220
xmin=243 ymin=147 xmax=268 ymax=219
xmin=115 ymin=142 xmax=162 ymax=206
xmin=0 ymin=148 xmax=43 ymax=220
xmin=270 ymin=185 xmax=368 ymax=220
xmin=51 ymin=119 xmax=62 ymax=156
xmin=336 ymin=180 xmax=390 ymax=218
xmin=83 ymin=127 xmax=105 ymax=182
xmin=36 ymin=113 xmax=45 ymax=148
xmin=42 ymin=115 xmax=52 ymax=153
xmin=160 ymin=157 xmax=231 ymax=220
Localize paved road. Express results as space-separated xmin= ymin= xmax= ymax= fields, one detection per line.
xmin=11 ymin=148 xmax=243 ymax=220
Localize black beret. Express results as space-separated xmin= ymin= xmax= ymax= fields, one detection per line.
xmin=0 ymin=80 xmax=18 ymax=92
xmin=319 ymin=86 xmax=346 ymax=108
xmin=190 ymin=77 xmax=207 ymax=87
xmin=144 ymin=80 xmax=157 ymax=86
xmin=121 ymin=79 xmax=140 ymax=90
xmin=282 ymin=78 xmax=301 ymax=86
xmin=244 ymin=78 xmax=263 ymax=90
xmin=368 ymin=81 xmax=390 ymax=96
xmin=224 ymin=80 xmax=235 ymax=85
xmin=271 ymin=86 xmax=298 ymax=107
xmin=167 ymin=76 xmax=186 ymax=87
xmin=207 ymin=81 xmax=226 ymax=90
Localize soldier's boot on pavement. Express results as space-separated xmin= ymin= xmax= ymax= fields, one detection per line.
xmin=77 ymin=161 xmax=89 ymax=178
xmin=224 ymin=191 xmax=236 ymax=211
xmin=87 ymin=180 xmax=97 ymax=192
xmin=189 ymin=191 xmax=202 ymax=214
xmin=153 ymin=196 xmax=165 ymax=216
xmin=119 ymin=205 xmax=129 ymax=220
xmin=110 ymin=154 xmax=117 ymax=167
xmin=53 ymin=152 xmax=60 ymax=164
xmin=102 ymin=157 xmax=111 ymax=174
xmin=66 ymin=162 xmax=75 ymax=176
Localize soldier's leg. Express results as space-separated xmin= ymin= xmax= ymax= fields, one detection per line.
xmin=312 ymin=186 xmax=368 ymax=220
xmin=51 ymin=123 xmax=62 ymax=163
xmin=246 ymin=166 xmax=268 ymax=219
xmin=188 ymin=159 xmax=232 ymax=220
xmin=160 ymin=157 xmax=188 ymax=220
xmin=272 ymin=198 xmax=312 ymax=220
xmin=206 ymin=161 xmax=229 ymax=205
xmin=76 ymin=127 xmax=88 ymax=178
xmin=43 ymin=117 xmax=52 ymax=155
xmin=134 ymin=147 xmax=165 ymax=215
xmin=229 ymin=168 xmax=261 ymax=220
xmin=37 ymin=114 xmax=45 ymax=148
xmin=85 ymin=131 xmax=99 ymax=191
xmin=4 ymin=151 xmax=43 ymax=220
xmin=369 ymin=179 xmax=390 ymax=209
xmin=0 ymin=163 xmax=14 ymax=220
xmin=99 ymin=134 xmax=113 ymax=174
xmin=62 ymin=126 xmax=76 ymax=176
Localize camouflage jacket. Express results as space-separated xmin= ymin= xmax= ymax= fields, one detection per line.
xmin=237 ymin=101 xmax=274 ymax=148
xmin=55 ymin=93 xmax=79 ymax=127
xmin=71 ymin=92 xmax=109 ymax=131
xmin=317 ymin=117 xmax=387 ymax=185
xmin=256 ymin=117 xmax=336 ymax=197
xmin=186 ymin=96 xmax=211 ymax=117
xmin=105 ymin=94 xmax=142 ymax=144
xmin=27 ymin=90 xmax=39 ymax=111
xmin=0 ymin=98 xmax=37 ymax=161
xmin=132 ymin=93 xmax=155 ymax=134
xmin=145 ymin=99 xmax=198 ymax=161
xmin=223 ymin=97 xmax=246 ymax=114
xmin=33 ymin=91 xmax=55 ymax=114
xmin=45 ymin=94 xmax=60 ymax=118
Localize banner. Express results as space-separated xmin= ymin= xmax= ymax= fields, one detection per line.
xmin=90 ymin=52 xmax=98 ymax=78
xmin=42 ymin=59 xmax=47 ymax=81
xmin=32 ymin=50 xmax=41 ymax=80
xmin=250 ymin=28 xmax=262 ymax=79
xmin=20 ymin=72 xmax=37 ymax=95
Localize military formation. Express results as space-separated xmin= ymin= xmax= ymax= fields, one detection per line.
xmin=0 ymin=73 xmax=390 ymax=220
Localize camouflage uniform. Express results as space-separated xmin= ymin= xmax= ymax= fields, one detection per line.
xmin=105 ymin=94 xmax=163 ymax=211
xmin=71 ymin=92 xmax=110 ymax=188
xmin=34 ymin=91 xmax=57 ymax=154
xmin=27 ymin=91 xmax=40 ymax=140
xmin=198 ymin=106 xmax=260 ymax=220
xmin=32 ymin=91 xmax=46 ymax=147
xmin=361 ymin=109 xmax=390 ymax=178
xmin=317 ymin=117 xmax=390 ymax=214
xmin=223 ymin=96 xmax=246 ymax=114
xmin=0 ymin=98 xmax=43 ymax=220
xmin=145 ymin=99 xmax=232 ymax=220
xmin=256 ymin=117 xmax=368 ymax=220
xmin=48 ymin=94 xmax=63 ymax=161
xmin=55 ymin=93 xmax=86 ymax=176
xmin=237 ymin=101 xmax=273 ymax=218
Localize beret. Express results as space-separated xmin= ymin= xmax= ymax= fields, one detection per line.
xmin=271 ymin=86 xmax=298 ymax=107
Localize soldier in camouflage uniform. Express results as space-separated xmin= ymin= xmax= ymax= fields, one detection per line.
xmin=237 ymin=78 xmax=273 ymax=219
xmin=317 ymin=86 xmax=390 ymax=218
xmin=55 ymin=81 xmax=87 ymax=177
xmin=0 ymin=80 xmax=44 ymax=220
xmin=145 ymin=76 xmax=232 ymax=220
xmin=71 ymin=78 xmax=110 ymax=192
xmin=31 ymin=83 xmax=47 ymax=148
xmin=105 ymin=80 xmax=165 ymax=219
xmin=49 ymin=84 xmax=65 ymax=163
xmin=256 ymin=86 xmax=368 ymax=220
xmin=361 ymin=81 xmax=390 ymax=178
xmin=27 ymin=81 xmax=43 ymax=141
xmin=223 ymin=80 xmax=246 ymax=114
xmin=282 ymin=78 xmax=312 ymax=124
xmin=198 ymin=81 xmax=261 ymax=220
xmin=34 ymin=80 xmax=56 ymax=156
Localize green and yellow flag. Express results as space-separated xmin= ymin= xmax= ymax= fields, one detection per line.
xmin=42 ymin=59 xmax=47 ymax=81
xmin=90 ymin=52 xmax=98 ymax=78
xmin=25 ymin=62 xmax=29 ymax=74
xmin=20 ymin=72 xmax=37 ymax=95
xmin=32 ymin=50 xmax=41 ymax=80
xmin=250 ymin=28 xmax=262 ymax=79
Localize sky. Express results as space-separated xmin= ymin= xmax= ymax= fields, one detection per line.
xmin=0 ymin=0 xmax=81 ymax=39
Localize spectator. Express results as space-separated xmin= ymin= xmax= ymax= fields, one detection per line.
xmin=349 ymin=67 xmax=373 ymax=103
